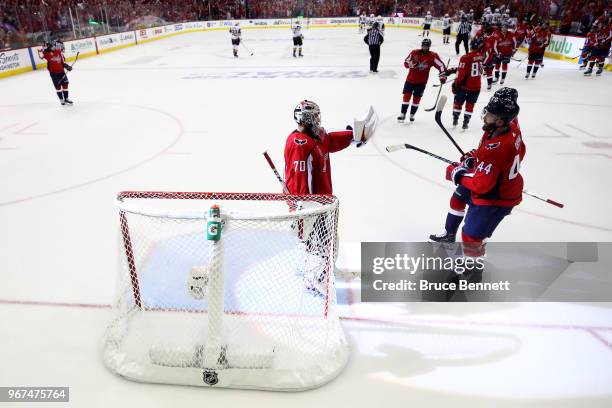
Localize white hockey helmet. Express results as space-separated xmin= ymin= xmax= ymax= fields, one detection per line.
xmin=445 ymin=13 xmax=449 ymax=17
xmin=427 ymin=11 xmax=431 ymax=15
xmin=294 ymin=100 xmax=321 ymax=128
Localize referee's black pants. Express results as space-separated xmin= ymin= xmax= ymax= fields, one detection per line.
xmin=369 ymin=45 xmax=380 ymax=71
xmin=455 ymin=33 xmax=469 ymax=55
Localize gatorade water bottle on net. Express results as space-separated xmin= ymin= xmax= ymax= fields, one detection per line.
xmin=207 ymin=204 xmax=222 ymax=241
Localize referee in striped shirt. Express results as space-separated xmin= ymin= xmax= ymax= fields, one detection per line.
xmin=364 ymin=22 xmax=384 ymax=72
xmin=456 ymin=15 xmax=472 ymax=55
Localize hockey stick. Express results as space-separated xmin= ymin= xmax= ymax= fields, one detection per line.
xmin=425 ymin=58 xmax=450 ymax=111
xmin=262 ymin=150 xmax=289 ymax=193
xmin=521 ymin=191 xmax=564 ymax=208
xmin=434 ymin=95 xmax=465 ymax=155
xmin=58 ymin=51 xmax=80 ymax=84
xmin=434 ymin=94 xmax=565 ymax=208
xmin=386 ymin=143 xmax=454 ymax=164
xmin=386 ymin=143 xmax=565 ymax=208
xmin=424 ymin=83 xmax=444 ymax=111
xmin=241 ymin=41 xmax=254 ymax=56
xmin=433 ymin=72 xmax=456 ymax=86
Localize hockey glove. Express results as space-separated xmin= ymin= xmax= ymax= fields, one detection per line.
xmin=451 ymin=82 xmax=458 ymax=94
xmin=460 ymin=149 xmax=477 ymax=168
xmin=446 ymin=163 xmax=468 ymax=185
xmin=353 ymin=106 xmax=378 ymax=147
xmin=63 ymin=63 xmax=72 ymax=71
xmin=439 ymin=74 xmax=447 ymax=84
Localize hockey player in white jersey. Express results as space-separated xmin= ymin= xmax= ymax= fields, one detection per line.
xmin=375 ymin=15 xmax=385 ymax=34
xmin=359 ymin=13 xmax=367 ymax=33
xmin=423 ymin=11 xmax=433 ymax=37
xmin=292 ymin=23 xmax=304 ymax=57
xmin=367 ymin=14 xmax=375 ymax=29
xmin=229 ymin=23 xmax=241 ymax=58
xmin=467 ymin=9 xmax=475 ymax=22
xmin=482 ymin=7 xmax=494 ymax=25
xmin=493 ymin=8 xmax=502 ymax=25
xmin=442 ymin=13 xmax=452 ymax=44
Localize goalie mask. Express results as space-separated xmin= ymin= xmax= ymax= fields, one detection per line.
xmin=294 ymin=100 xmax=321 ymax=132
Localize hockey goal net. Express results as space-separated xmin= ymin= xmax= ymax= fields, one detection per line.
xmin=102 ymin=191 xmax=348 ymax=391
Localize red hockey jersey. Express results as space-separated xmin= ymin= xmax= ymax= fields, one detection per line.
xmin=403 ymin=49 xmax=445 ymax=84
xmin=41 ymin=48 xmax=65 ymax=73
xmin=474 ymin=29 xmax=498 ymax=64
xmin=513 ymin=23 xmax=529 ymax=43
xmin=594 ymin=25 xmax=611 ymax=49
xmin=284 ymin=127 xmax=353 ymax=195
xmin=459 ymin=124 xmax=526 ymax=207
xmin=454 ymin=50 xmax=484 ymax=92
xmin=584 ymin=31 xmax=597 ymax=48
xmin=494 ymin=31 xmax=517 ymax=56
xmin=527 ymin=28 xmax=551 ymax=53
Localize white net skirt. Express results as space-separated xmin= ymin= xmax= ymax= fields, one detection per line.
xmin=102 ymin=192 xmax=348 ymax=391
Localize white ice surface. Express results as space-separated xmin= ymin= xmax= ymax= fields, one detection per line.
xmin=1 ymin=26 xmax=611 ymax=407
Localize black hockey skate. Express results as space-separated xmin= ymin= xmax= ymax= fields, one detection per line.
xmin=397 ymin=113 xmax=406 ymax=123
xmin=452 ymin=116 xmax=459 ymax=127
xmin=63 ymin=99 xmax=73 ymax=106
xmin=596 ymin=67 xmax=603 ymax=76
xmin=584 ymin=68 xmax=593 ymax=76
xmin=429 ymin=230 xmax=456 ymax=243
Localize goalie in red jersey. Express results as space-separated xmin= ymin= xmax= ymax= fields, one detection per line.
xmin=430 ymin=87 xmax=525 ymax=247
xmin=284 ymin=100 xmax=377 ymax=195
xmin=397 ymin=38 xmax=447 ymax=123
xmin=37 ymin=39 xmax=74 ymax=106
xmin=283 ymin=100 xmax=377 ymax=295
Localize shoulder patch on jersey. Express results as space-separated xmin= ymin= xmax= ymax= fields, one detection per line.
xmin=294 ymin=138 xmax=307 ymax=145
xmin=514 ymin=135 xmax=522 ymax=150
xmin=485 ymin=142 xmax=501 ymax=150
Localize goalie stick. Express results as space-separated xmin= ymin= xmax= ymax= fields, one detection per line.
xmin=262 ymin=151 xmax=289 ymax=193
xmin=385 ymin=143 xmax=565 ymax=208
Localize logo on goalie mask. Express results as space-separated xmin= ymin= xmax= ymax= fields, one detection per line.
xmin=203 ymin=369 xmax=219 ymax=385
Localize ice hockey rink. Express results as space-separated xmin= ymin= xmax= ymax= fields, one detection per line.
xmin=1 ymin=25 xmax=611 ymax=407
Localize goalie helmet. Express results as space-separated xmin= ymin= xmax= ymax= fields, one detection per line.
xmin=421 ymin=38 xmax=432 ymax=48
xmin=294 ymin=100 xmax=321 ymax=129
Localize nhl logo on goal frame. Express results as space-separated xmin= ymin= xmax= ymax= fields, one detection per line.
xmin=203 ymin=369 xmax=219 ymax=386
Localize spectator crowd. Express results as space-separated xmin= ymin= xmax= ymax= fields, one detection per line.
xmin=1 ymin=0 xmax=609 ymax=50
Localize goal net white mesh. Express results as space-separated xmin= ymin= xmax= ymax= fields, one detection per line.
xmin=102 ymin=192 xmax=348 ymax=391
